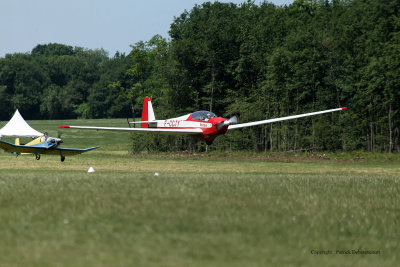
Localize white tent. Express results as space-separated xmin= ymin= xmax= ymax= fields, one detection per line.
xmin=0 ymin=109 xmax=43 ymax=138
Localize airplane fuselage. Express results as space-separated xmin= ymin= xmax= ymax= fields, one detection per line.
xmin=142 ymin=111 xmax=229 ymax=144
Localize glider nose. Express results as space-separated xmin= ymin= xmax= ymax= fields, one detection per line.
xmin=215 ymin=115 xmax=239 ymax=131
xmin=228 ymin=115 xmax=238 ymax=125
xmin=213 ymin=117 xmax=228 ymax=131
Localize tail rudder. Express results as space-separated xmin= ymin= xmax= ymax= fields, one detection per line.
xmin=141 ymin=97 xmax=155 ymax=128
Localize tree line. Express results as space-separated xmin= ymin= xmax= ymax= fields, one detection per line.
xmin=0 ymin=0 xmax=399 ymax=152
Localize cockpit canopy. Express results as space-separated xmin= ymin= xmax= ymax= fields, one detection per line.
xmin=191 ymin=111 xmax=217 ymax=121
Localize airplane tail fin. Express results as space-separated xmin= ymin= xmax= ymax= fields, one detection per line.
xmin=15 ymin=138 xmax=20 ymax=145
xmin=141 ymin=97 xmax=156 ymax=128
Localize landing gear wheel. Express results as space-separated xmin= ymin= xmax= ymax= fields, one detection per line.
xmin=36 ymin=154 xmax=41 ymax=160
xmin=60 ymin=155 xmax=65 ymax=162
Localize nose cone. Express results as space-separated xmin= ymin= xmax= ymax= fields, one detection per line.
xmin=200 ymin=117 xmax=230 ymax=144
xmin=50 ymin=137 xmax=63 ymax=144
xmin=210 ymin=117 xmax=229 ymax=132
xmin=211 ymin=117 xmax=228 ymax=125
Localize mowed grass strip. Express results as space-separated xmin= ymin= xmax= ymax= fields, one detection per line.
xmin=0 ymin=153 xmax=398 ymax=266
xmin=1 ymin=152 xmax=400 ymax=175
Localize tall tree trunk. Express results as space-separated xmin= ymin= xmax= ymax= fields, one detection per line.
xmin=131 ymin=100 xmax=135 ymax=128
xmin=209 ymin=54 xmax=215 ymax=112
xmin=312 ymin=85 xmax=315 ymax=151
xmin=312 ymin=118 xmax=315 ymax=151
xmin=294 ymin=119 xmax=298 ymax=151
xmin=389 ymin=103 xmax=393 ymax=152
xmin=270 ymin=123 xmax=273 ymax=152
xmin=277 ymin=122 xmax=280 ymax=151
xmin=264 ymin=125 xmax=267 ymax=153
xmin=370 ymin=110 xmax=374 ymax=152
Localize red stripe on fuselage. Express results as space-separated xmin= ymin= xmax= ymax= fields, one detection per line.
xmin=147 ymin=115 xmax=229 ymax=143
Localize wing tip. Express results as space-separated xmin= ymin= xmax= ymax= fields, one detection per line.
xmin=341 ymin=107 xmax=347 ymax=110
xmin=58 ymin=125 xmax=70 ymax=128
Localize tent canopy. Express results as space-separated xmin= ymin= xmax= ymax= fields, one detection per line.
xmin=0 ymin=110 xmax=43 ymax=138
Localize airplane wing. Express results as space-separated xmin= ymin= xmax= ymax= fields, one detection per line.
xmin=228 ymin=107 xmax=347 ymax=130
xmin=58 ymin=125 xmax=203 ymax=134
xmin=0 ymin=140 xmax=49 ymax=153
xmin=44 ymin=146 xmax=100 ymax=156
xmin=0 ymin=140 xmax=99 ymax=155
xmin=0 ymin=140 xmax=37 ymax=153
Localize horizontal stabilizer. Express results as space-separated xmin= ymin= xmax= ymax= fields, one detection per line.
xmin=129 ymin=120 xmax=163 ymax=124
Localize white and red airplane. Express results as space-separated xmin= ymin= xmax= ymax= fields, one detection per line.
xmin=59 ymin=97 xmax=347 ymax=145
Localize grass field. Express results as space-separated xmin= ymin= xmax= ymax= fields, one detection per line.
xmin=0 ymin=119 xmax=399 ymax=266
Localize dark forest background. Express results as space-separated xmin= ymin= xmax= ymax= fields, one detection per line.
xmin=1 ymin=0 xmax=399 ymax=152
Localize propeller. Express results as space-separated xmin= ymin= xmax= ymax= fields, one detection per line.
xmin=216 ymin=115 xmax=239 ymax=130
xmin=50 ymin=137 xmax=63 ymax=145
xmin=228 ymin=115 xmax=238 ymax=125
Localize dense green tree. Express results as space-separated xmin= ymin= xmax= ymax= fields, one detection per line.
xmin=1 ymin=0 xmax=399 ymax=152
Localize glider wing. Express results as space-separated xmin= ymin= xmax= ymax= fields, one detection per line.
xmin=228 ymin=107 xmax=347 ymax=130
xmin=58 ymin=125 xmax=203 ymax=134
